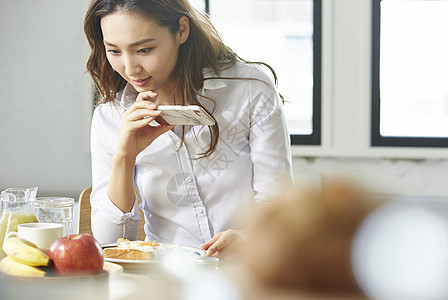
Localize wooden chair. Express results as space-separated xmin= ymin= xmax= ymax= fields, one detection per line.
xmin=77 ymin=186 xmax=146 ymax=241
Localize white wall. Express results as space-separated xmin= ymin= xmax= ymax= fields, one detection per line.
xmin=0 ymin=1 xmax=92 ymax=199
xmin=0 ymin=0 xmax=447 ymax=201
xmin=292 ymin=157 xmax=448 ymax=198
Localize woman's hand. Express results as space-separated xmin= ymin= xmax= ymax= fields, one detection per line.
xmin=115 ymin=91 xmax=174 ymax=160
xmin=201 ymin=229 xmax=245 ymax=259
xmin=107 ymin=90 xmax=174 ymax=213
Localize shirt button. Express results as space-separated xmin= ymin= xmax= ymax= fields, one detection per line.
xmin=186 ymin=177 xmax=192 ymax=183
xmin=175 ymin=141 xmax=181 ymax=148
xmin=198 ymin=209 xmax=204 ymax=215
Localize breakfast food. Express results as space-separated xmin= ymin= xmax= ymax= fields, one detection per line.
xmin=2 ymin=236 xmax=50 ymax=267
xmin=49 ymin=234 xmax=104 ymax=276
xmin=0 ymin=236 xmax=49 ymax=277
xmin=103 ymin=238 xmax=161 ymax=261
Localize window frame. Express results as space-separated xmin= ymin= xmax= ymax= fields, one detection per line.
xmin=371 ymin=0 xmax=448 ymax=148
xmin=205 ymin=0 xmax=210 ymax=15
xmin=291 ymin=0 xmax=322 ymax=145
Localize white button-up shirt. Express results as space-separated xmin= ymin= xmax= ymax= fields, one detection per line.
xmin=90 ymin=62 xmax=293 ymax=247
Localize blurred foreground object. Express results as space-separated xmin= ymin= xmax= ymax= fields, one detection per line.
xmin=352 ymin=198 xmax=448 ymax=300
xmin=245 ymin=178 xmax=376 ymax=292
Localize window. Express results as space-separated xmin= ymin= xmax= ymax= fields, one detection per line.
xmin=191 ymin=0 xmax=322 ymax=145
xmin=189 ymin=0 xmax=207 ymax=13
xmin=372 ymin=0 xmax=448 ymax=147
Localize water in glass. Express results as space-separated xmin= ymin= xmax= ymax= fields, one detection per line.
xmin=34 ymin=197 xmax=74 ymax=237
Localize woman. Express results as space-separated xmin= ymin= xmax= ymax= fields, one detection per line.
xmin=84 ymin=0 xmax=293 ymax=258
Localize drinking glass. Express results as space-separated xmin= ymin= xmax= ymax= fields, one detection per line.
xmin=34 ymin=197 xmax=75 ymax=237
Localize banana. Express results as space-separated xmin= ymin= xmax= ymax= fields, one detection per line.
xmin=2 ymin=237 xmax=49 ymax=267
xmin=0 ymin=256 xmax=46 ymax=277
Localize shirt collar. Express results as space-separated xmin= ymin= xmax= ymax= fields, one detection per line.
xmin=119 ymin=67 xmax=227 ymax=110
xmin=202 ymin=67 xmax=227 ymax=91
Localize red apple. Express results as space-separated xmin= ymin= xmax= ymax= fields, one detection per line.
xmin=48 ymin=233 xmax=104 ymax=276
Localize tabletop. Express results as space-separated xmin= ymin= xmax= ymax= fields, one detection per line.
xmin=0 ymin=260 xmax=368 ymax=300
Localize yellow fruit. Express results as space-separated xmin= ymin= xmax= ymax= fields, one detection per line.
xmin=0 ymin=256 xmax=45 ymax=277
xmin=2 ymin=236 xmax=49 ymax=266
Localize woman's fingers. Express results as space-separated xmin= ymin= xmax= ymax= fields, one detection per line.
xmin=126 ymin=107 xmax=161 ymax=122
xmin=127 ymin=117 xmax=156 ymax=131
xmin=201 ymin=229 xmax=244 ymax=258
xmin=151 ymin=124 xmax=175 ymax=138
xmin=209 ymin=243 xmax=236 ymax=258
xmin=116 ymin=90 xmax=169 ymax=154
xmin=202 ymin=230 xmax=243 ymax=257
xmin=125 ymin=99 xmax=157 ymax=114
xmin=122 ymin=91 xmax=161 ymax=124
xmin=136 ymin=90 xmax=158 ymax=102
xmin=207 ymin=236 xmax=232 ymax=257
xmin=201 ymin=232 xmax=222 ymax=251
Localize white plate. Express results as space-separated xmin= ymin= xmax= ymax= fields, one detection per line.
xmin=102 ymin=243 xmax=206 ymax=271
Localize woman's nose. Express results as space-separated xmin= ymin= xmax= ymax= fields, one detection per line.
xmin=124 ymin=55 xmax=142 ymax=77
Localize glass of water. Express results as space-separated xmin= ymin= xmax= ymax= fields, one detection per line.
xmin=34 ymin=197 xmax=75 ymax=237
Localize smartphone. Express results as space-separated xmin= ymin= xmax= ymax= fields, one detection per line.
xmin=155 ymin=105 xmax=215 ymax=126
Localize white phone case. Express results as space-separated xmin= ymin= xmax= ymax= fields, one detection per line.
xmin=156 ymin=105 xmax=215 ymax=125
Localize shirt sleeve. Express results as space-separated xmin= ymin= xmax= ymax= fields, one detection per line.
xmin=90 ymin=104 xmax=141 ymax=244
xmin=248 ymin=66 xmax=294 ymax=204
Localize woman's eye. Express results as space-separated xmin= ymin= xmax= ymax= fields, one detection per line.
xmin=106 ymin=49 xmax=120 ymax=55
xmin=138 ymin=48 xmax=153 ymax=54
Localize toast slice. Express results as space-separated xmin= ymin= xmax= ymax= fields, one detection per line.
xmin=103 ymin=248 xmax=154 ymax=260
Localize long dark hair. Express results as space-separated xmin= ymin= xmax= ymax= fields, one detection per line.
xmin=84 ymin=0 xmax=280 ymax=157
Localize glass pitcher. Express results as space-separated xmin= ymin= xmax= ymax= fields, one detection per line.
xmin=0 ymin=187 xmax=39 ymax=258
